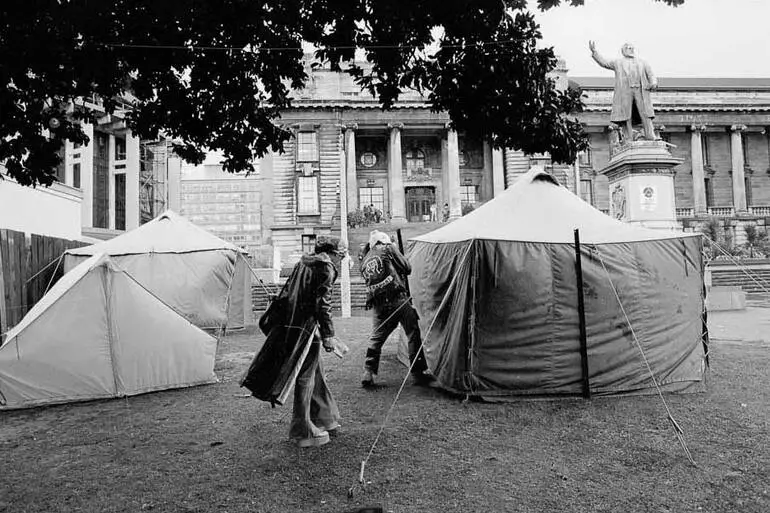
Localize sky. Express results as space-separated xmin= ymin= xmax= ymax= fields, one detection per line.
xmin=530 ymin=0 xmax=770 ymax=77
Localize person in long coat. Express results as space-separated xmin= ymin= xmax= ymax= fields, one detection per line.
xmin=241 ymin=236 xmax=348 ymax=448
xmin=589 ymin=41 xmax=658 ymax=141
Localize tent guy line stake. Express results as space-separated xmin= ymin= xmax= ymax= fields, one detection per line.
xmin=353 ymin=240 xmax=475 ymax=495
xmin=593 ymin=245 xmax=697 ymax=467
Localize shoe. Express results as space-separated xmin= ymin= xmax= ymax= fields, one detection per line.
xmin=361 ymin=369 xmax=375 ymax=388
xmin=294 ymin=431 xmax=330 ymax=448
xmin=327 ymin=425 xmax=341 ymax=438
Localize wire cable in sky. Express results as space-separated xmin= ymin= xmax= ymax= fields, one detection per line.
xmin=102 ymin=39 xmax=522 ymax=52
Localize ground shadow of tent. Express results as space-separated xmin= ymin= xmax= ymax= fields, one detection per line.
xmin=63 ymin=210 xmax=250 ymax=330
xmin=0 ymin=254 xmax=217 ymax=410
xmin=407 ymin=168 xmax=708 ymax=399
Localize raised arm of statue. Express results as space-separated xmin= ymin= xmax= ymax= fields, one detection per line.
xmin=589 ymin=40 xmax=614 ymax=71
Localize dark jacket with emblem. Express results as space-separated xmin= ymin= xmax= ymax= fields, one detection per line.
xmin=360 ymin=243 xmax=410 ymax=308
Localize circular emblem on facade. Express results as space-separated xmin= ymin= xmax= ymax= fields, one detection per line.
xmin=360 ymin=152 xmax=377 ymax=168
xmin=641 ymin=185 xmax=657 ymax=212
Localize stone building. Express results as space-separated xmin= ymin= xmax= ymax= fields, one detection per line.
xmin=258 ymin=61 xmax=770 ymax=264
xmin=178 ymin=159 xmax=265 ymax=261
xmin=0 ymin=97 xmax=179 ymax=241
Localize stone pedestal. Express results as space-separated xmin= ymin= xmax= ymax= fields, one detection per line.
xmin=600 ymin=140 xmax=683 ymax=230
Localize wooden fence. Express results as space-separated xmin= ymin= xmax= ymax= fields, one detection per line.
xmin=0 ymin=229 xmax=87 ymax=337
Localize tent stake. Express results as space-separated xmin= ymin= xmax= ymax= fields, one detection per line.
xmin=574 ymin=229 xmax=591 ymax=399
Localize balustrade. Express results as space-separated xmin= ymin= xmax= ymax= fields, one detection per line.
xmin=707 ymin=207 xmax=735 ymax=217
xmin=748 ymin=206 xmax=770 ymax=216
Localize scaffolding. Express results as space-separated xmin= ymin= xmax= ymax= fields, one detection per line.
xmin=139 ymin=140 xmax=170 ymax=224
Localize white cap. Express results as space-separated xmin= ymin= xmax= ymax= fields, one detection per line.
xmin=369 ymin=230 xmax=392 ymax=247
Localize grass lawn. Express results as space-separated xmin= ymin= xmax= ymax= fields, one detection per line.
xmin=1 ymin=310 xmax=769 ymax=513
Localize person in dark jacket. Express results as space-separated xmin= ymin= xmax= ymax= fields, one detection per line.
xmin=241 ymin=235 xmax=348 ymax=448
xmin=289 ymin=236 xmax=349 ymax=447
xmin=360 ymin=230 xmax=433 ymax=388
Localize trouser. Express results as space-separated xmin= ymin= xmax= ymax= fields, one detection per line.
xmin=624 ymin=90 xmax=655 ymax=140
xmin=365 ymin=296 xmax=427 ymax=375
xmin=289 ymin=341 xmax=340 ymax=441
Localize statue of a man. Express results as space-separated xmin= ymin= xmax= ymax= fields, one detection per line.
xmin=589 ymin=41 xmax=658 ymax=141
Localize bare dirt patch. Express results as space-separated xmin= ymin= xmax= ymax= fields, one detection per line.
xmin=1 ymin=314 xmax=769 ymax=513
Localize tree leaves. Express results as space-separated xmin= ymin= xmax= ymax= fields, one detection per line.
xmin=0 ymin=0 xmax=678 ymax=186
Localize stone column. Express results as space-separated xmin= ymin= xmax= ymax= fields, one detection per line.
xmin=445 ymin=126 xmax=462 ymax=219
xmin=108 ymin=134 xmax=116 ymax=229
xmin=79 ymin=123 xmax=95 ymax=230
xmin=730 ymin=124 xmax=748 ymax=214
xmin=338 ymin=129 xmax=351 ymax=318
xmin=344 ymin=124 xmax=358 ymax=213
xmin=125 ymin=130 xmax=141 ymax=229
xmin=387 ymin=123 xmax=406 ymax=223
xmin=690 ymin=125 xmax=708 ymax=216
xmin=481 ymin=140 xmax=494 ymax=201
xmin=492 ymin=147 xmax=505 ymax=196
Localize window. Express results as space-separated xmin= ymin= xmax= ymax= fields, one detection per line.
xmin=745 ymin=176 xmax=753 ymax=206
xmin=297 ymin=131 xmax=318 ymax=162
xmin=73 ymin=163 xmax=81 ymax=189
xmin=53 ymin=145 xmax=66 ymax=183
xmin=704 ymin=177 xmax=714 ymax=207
xmin=579 ymin=148 xmax=592 ymax=166
xmin=405 ymin=148 xmax=425 ymax=173
xmin=302 ymin=234 xmax=317 ymax=254
xmin=460 ymin=185 xmax=478 ymax=206
xmin=297 ymin=175 xmax=319 ymax=214
xmin=359 ymin=187 xmax=384 ymax=211
xmin=742 ymin=133 xmax=750 ymax=166
xmin=115 ymin=136 xmax=127 ymax=161
xmin=702 ymin=134 xmax=711 ymax=168
xmin=115 ymin=174 xmax=126 ymax=230
xmin=93 ymin=132 xmax=110 ymax=229
xmin=580 ymin=179 xmax=594 ymax=205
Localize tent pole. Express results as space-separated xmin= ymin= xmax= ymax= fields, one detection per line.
xmin=574 ymin=229 xmax=591 ymax=399
xmin=396 ymin=229 xmax=410 ymax=297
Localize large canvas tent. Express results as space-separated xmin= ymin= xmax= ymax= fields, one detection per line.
xmin=408 ymin=169 xmax=707 ymax=398
xmin=0 ymin=254 xmax=217 ymax=410
xmin=64 ymin=211 xmax=250 ymax=330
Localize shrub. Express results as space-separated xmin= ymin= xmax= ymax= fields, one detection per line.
xmin=347 ymin=208 xmax=367 ymax=228
xmin=743 ymin=224 xmax=770 ymax=258
xmin=461 ymin=203 xmax=476 ymax=216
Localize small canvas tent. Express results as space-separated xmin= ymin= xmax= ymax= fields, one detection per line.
xmin=63 ymin=211 xmax=250 ymax=330
xmin=0 ymin=254 xmax=217 ymax=410
xmin=409 ymin=169 xmax=707 ymax=398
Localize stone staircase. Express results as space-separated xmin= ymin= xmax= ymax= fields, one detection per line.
xmin=710 ymin=265 xmax=770 ymax=294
